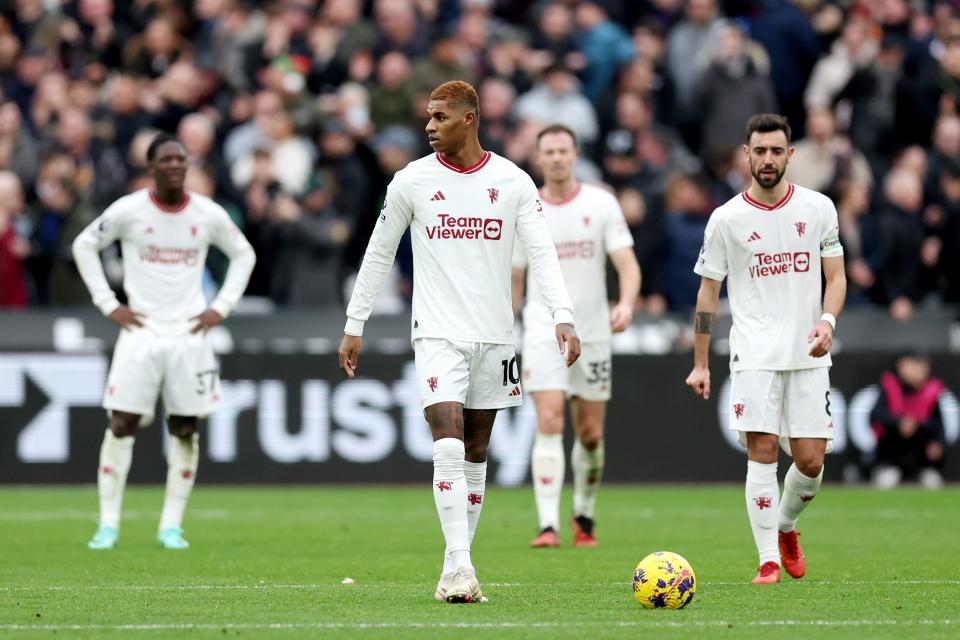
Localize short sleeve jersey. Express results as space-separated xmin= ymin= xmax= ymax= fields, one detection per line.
xmin=515 ymin=183 xmax=634 ymax=342
xmin=694 ymin=183 xmax=844 ymax=371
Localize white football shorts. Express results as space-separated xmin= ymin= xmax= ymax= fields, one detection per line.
xmin=521 ymin=336 xmax=611 ymax=401
xmin=103 ymin=327 xmax=221 ymax=425
xmin=414 ymin=338 xmax=523 ymax=410
xmin=728 ymin=367 xmax=834 ymax=454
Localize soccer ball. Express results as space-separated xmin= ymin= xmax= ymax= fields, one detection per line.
xmin=633 ymin=551 xmax=697 ymax=609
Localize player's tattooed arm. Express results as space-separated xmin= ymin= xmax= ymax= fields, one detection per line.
xmin=694 ymin=312 xmax=713 ymax=334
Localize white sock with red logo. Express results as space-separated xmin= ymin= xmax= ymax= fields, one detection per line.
xmin=779 ymin=463 xmax=822 ymax=532
xmin=464 ymin=460 xmax=487 ymax=544
xmin=745 ymin=460 xmax=780 ymax=566
xmin=531 ymin=432 xmax=564 ymax=531
xmin=97 ymin=429 xmax=135 ymax=529
xmin=433 ymin=438 xmax=471 ymax=575
xmin=159 ymin=433 xmax=199 ymax=531
xmin=572 ymin=439 xmax=604 ymax=520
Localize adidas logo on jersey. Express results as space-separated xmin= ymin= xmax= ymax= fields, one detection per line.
xmin=748 ymin=231 xmax=762 ymax=242
xmin=508 ymin=386 xmax=521 ymax=397
xmin=430 ymin=191 xmax=446 ymax=201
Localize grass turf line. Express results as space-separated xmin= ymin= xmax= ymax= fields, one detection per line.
xmin=1 ymin=486 xmax=958 ymax=639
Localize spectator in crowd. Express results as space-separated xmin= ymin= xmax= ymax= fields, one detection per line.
xmin=870 ymin=352 xmax=948 ymax=489
xmin=835 ymin=179 xmax=875 ymax=306
xmin=514 ymin=63 xmax=598 ymax=149
xmin=750 ymin=0 xmax=821 ymax=141
xmin=658 ymin=172 xmax=712 ymax=311
xmin=665 ymin=0 xmax=726 ymax=150
xmin=0 ymin=101 xmax=38 ymax=186
xmin=864 ymin=169 xmax=926 ymax=322
xmin=369 ymin=51 xmax=418 ymax=131
xmin=573 ymin=0 xmax=635 ymax=102
xmin=477 ymin=77 xmax=518 ymax=157
xmin=230 ymin=108 xmax=314 ymax=197
xmin=0 ymin=170 xmax=30 ymax=308
xmin=932 ymin=160 xmax=960 ymax=305
xmin=804 ymin=17 xmax=878 ymax=112
xmin=697 ymin=24 xmax=776 ymax=162
xmin=528 ymin=1 xmax=580 ymax=75
xmin=896 ymin=33 xmax=960 ymax=147
xmin=223 ymin=90 xmax=282 ymax=166
xmin=789 ymin=106 xmax=873 ymax=195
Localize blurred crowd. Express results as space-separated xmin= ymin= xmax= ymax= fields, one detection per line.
xmin=1 ymin=0 xmax=959 ymax=319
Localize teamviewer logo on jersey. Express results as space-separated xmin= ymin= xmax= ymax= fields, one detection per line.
xmin=426 ymin=215 xmax=503 ymax=240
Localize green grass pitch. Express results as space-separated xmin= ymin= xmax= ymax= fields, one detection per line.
xmin=1 ymin=485 xmax=958 ymax=639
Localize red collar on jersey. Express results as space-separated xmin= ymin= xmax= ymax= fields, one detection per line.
xmin=149 ymin=191 xmax=191 ymax=214
xmin=539 ymin=183 xmax=582 ymax=206
xmin=741 ymin=183 xmax=795 ymax=211
xmin=435 ymin=151 xmax=491 ymax=174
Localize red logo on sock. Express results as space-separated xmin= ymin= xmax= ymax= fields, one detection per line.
xmin=436 ymin=481 xmax=452 ymax=491
xmin=468 ymin=493 xmax=482 ymax=505
xmin=182 ymin=470 xmax=193 ymax=480
xmin=754 ymin=496 xmax=772 ymax=510
xmin=102 ymin=466 xmax=113 ymax=475
xmin=800 ymin=494 xmax=815 ymax=502
xmin=538 ymin=476 xmax=554 ymax=485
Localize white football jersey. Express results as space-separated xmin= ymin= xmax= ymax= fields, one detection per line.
xmin=694 ymin=183 xmax=843 ymax=371
xmin=345 ymin=151 xmax=574 ymax=343
xmin=73 ymin=190 xmax=256 ymax=333
xmin=515 ymin=183 xmax=634 ymax=342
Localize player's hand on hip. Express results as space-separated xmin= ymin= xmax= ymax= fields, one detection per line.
xmin=555 ymin=323 xmax=581 ymax=367
xmin=107 ymin=305 xmax=145 ymax=330
xmin=190 ymin=309 xmax=224 ymax=334
xmin=609 ymin=301 xmax=634 ymax=333
xmin=339 ymin=334 xmax=362 ymax=378
xmin=807 ymin=320 xmax=833 ymax=357
xmin=685 ymin=366 xmax=711 ymax=399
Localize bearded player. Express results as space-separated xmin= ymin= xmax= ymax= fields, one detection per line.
xmin=73 ymin=133 xmax=255 ymax=551
xmin=513 ymin=124 xmax=640 ymax=548
xmin=685 ymin=114 xmax=846 ymax=584
xmin=338 ymin=81 xmax=579 ymax=603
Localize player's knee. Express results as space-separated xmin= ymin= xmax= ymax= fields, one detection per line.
xmin=167 ymin=417 xmax=198 ymax=439
xmin=578 ymin=429 xmax=602 ymax=451
xmin=794 ymin=455 xmax=823 ymax=477
xmin=464 ymin=440 xmax=488 ymax=463
xmin=538 ymin=411 xmax=563 ymax=435
xmin=749 ymin=438 xmax=779 ymax=462
xmin=109 ymin=414 xmax=139 ymax=438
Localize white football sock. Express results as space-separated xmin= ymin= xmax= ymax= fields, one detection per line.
xmin=464 ymin=460 xmax=487 ymax=544
xmin=572 ymin=439 xmax=604 ymax=520
xmin=779 ymin=463 xmax=823 ymax=533
xmin=97 ymin=429 xmax=135 ymax=529
xmin=531 ymin=432 xmax=564 ymax=530
xmin=745 ymin=460 xmax=780 ymax=566
xmin=159 ymin=433 xmax=199 ymax=531
xmin=433 ymin=438 xmax=471 ymax=575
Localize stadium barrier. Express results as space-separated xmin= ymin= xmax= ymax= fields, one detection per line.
xmin=1 ymin=352 xmax=957 ymax=484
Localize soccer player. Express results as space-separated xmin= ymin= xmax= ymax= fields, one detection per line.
xmin=338 ymin=81 xmax=580 ymax=603
xmin=685 ymin=113 xmax=846 ymax=584
xmin=73 ymin=133 xmax=256 ymax=551
xmin=512 ymin=125 xmax=640 ymax=548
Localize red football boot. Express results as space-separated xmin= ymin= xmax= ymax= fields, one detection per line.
xmin=779 ymin=530 xmax=806 ymax=578
xmin=751 ymin=561 xmax=782 ymax=584
xmin=530 ymin=527 xmax=560 ymax=548
xmin=571 ymin=515 xmax=597 ymax=547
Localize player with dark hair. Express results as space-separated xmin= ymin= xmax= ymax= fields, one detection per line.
xmin=73 ymin=134 xmax=255 ymax=551
xmin=686 ymin=113 xmax=846 ymax=584
xmin=339 ymin=81 xmax=580 ymax=603
xmin=513 ymin=124 xmax=640 ymax=548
